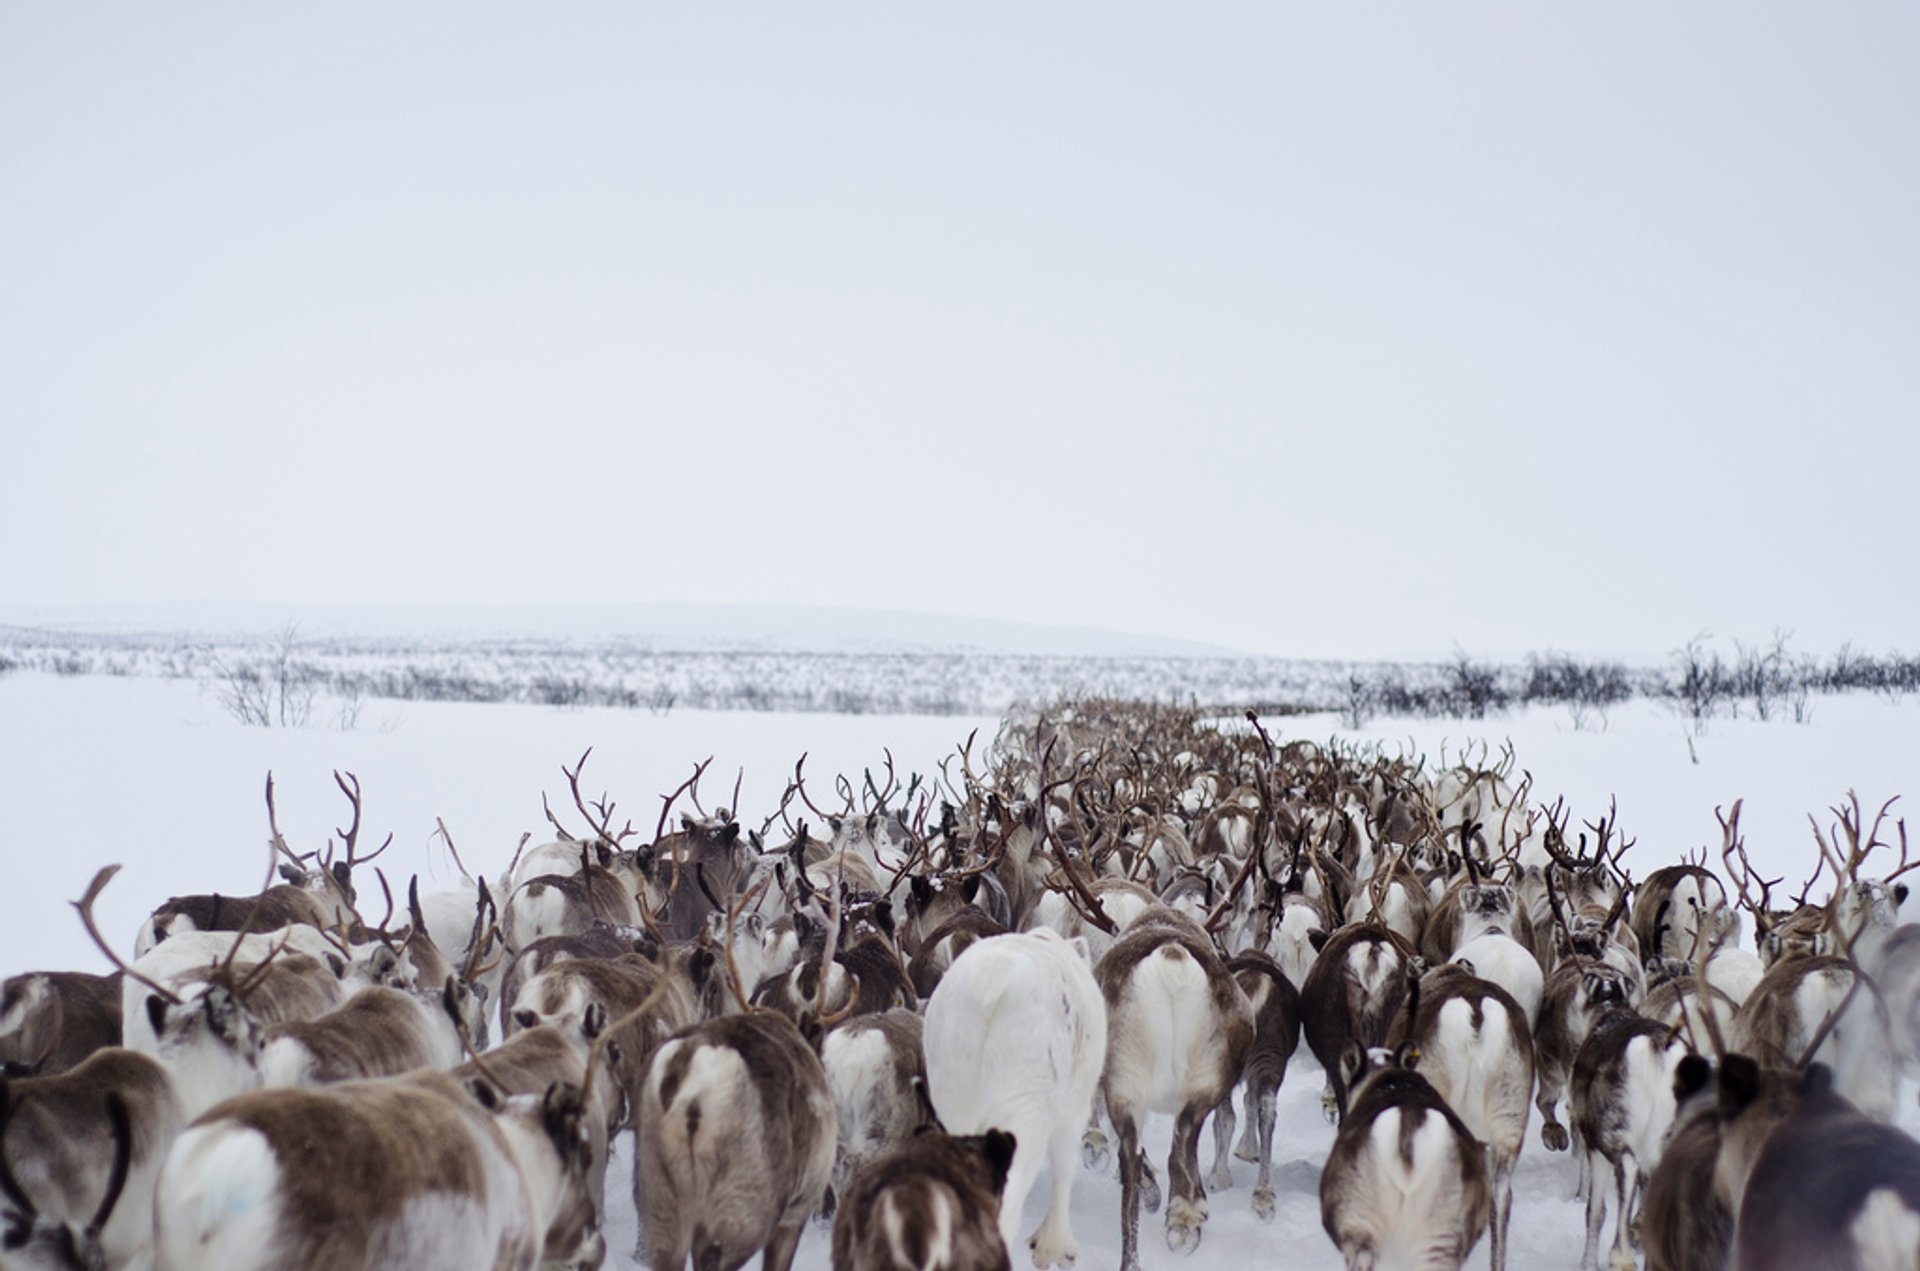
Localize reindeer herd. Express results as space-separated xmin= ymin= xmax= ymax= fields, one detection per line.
xmin=1 ymin=698 xmax=1916 ymax=1271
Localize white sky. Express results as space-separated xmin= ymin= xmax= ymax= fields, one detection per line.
xmin=3 ymin=5 xmax=1915 ymax=660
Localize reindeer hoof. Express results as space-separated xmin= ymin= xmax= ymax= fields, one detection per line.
xmin=1252 ymin=1186 xmax=1276 ymax=1221
xmin=1542 ymin=1123 xmax=1569 ymax=1152
xmin=1206 ymin=1164 xmax=1233 ymax=1192
xmin=1234 ymin=1140 xmax=1260 ymax=1163
xmin=1082 ymin=1129 xmax=1110 ymax=1172
xmin=1166 ymin=1200 xmax=1207 ymax=1255
xmin=1027 ymin=1232 xmax=1077 ymax=1269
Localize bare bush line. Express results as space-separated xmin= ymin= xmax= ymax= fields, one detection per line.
xmin=1 ymin=626 xmax=1915 ymax=725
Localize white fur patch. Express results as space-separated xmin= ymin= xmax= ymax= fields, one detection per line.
xmin=1849 ymin=1187 xmax=1920 ymax=1271
xmin=155 ymin=1124 xmax=285 ymax=1268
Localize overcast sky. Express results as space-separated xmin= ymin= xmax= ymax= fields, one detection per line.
xmin=3 ymin=5 xmax=1915 ymax=660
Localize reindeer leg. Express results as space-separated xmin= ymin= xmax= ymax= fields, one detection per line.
xmin=1116 ymin=1110 xmax=1144 ymax=1271
xmin=1580 ymin=1150 xmax=1606 ymax=1271
xmin=1608 ymin=1152 xmax=1639 ymax=1271
xmin=1489 ymin=1149 xmax=1513 ymax=1271
xmin=762 ymin=1217 xmax=807 ymax=1271
xmin=1234 ymin=1084 xmax=1261 ymax=1161
xmin=1537 ymin=1073 xmax=1568 ymax=1152
xmin=1166 ymin=1101 xmax=1209 ymax=1254
xmin=1139 ymin=1152 xmax=1161 ymax=1214
xmin=1082 ymin=1094 xmax=1111 ymax=1171
xmin=1252 ymin=1084 xmax=1278 ymax=1221
xmin=1029 ymin=1120 xmax=1083 ymax=1269
xmin=1206 ymin=1092 xmax=1236 ymax=1191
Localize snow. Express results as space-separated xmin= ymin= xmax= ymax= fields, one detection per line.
xmin=0 ymin=669 xmax=1914 ymax=1269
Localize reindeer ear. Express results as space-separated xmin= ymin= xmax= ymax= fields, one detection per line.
xmin=980 ymin=1128 xmax=1018 ymax=1193
xmin=330 ymin=861 xmax=354 ymax=899
xmin=1674 ymin=1054 xmax=1712 ymax=1101
xmin=325 ymin=955 xmax=347 ymax=979
xmin=277 ymin=863 xmax=304 ymax=885
xmin=1717 ymin=1054 xmax=1762 ymax=1121
xmin=468 ymin=1078 xmax=502 ymax=1110
xmin=1798 ymin=1063 xmax=1836 ymax=1099
xmin=870 ymin=901 xmax=895 ymax=941
xmin=1340 ymin=1042 xmax=1367 ymax=1088
xmin=961 ymin=875 xmax=982 ymax=905
xmin=909 ymin=876 xmax=932 ymax=912
xmin=744 ymin=914 xmax=765 ymax=940
xmin=1396 ymin=1043 xmax=1421 ymax=1070
xmin=581 ymin=1003 xmax=607 ymax=1041
xmin=146 ymin=995 xmax=169 ymax=1039
xmin=828 ymin=816 xmax=842 ymax=835
xmin=1897 ymin=884 xmax=1910 ymax=907
xmin=540 ymin=1082 xmax=588 ymax=1159
xmin=688 ymin=947 xmax=717 ymax=993
xmin=1308 ymin=929 xmax=1331 ymax=953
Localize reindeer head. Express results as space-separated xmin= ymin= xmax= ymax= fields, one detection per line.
xmin=0 ymin=1088 xmax=131 ymax=1271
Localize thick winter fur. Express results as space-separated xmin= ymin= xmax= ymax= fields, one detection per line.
xmin=1532 ymin=959 xmax=1635 ymax=1153
xmin=450 ymin=1018 xmax=621 ymax=1235
xmin=153 ymin=1069 xmax=602 ymax=1271
xmin=830 ymin=1129 xmax=1016 ymax=1271
xmin=1095 ymin=907 xmax=1253 ymax=1270
xmin=752 ymin=935 xmax=916 ymax=1023
xmin=1301 ymin=925 xmax=1419 ymax=1119
xmin=906 ymin=911 xmax=1007 ymax=999
xmin=922 ymin=928 xmax=1106 ymax=1269
xmin=1 ymin=1049 xmax=183 ymax=1271
xmin=1395 ymin=964 xmax=1533 ymax=1271
xmin=1632 ymin=866 xmax=1734 ymax=963
xmin=1570 ymin=1012 xmax=1690 ymax=1270
xmin=1206 ymin=949 xmax=1301 ymax=1221
xmin=510 ymin=953 xmax=700 ymax=1127
xmin=1319 ymin=1047 xmax=1491 ymax=1271
xmin=0 ymin=973 xmax=120 ymax=1079
xmin=134 ymin=883 xmax=342 ymax=958
xmin=634 ymin=1010 xmax=837 ymax=1271
xmin=258 ymin=984 xmax=462 ymax=1087
xmin=497 ymin=925 xmax=658 ymax=1040
xmin=502 ymin=863 xmax=643 ymax=953
xmin=822 ymin=1011 xmax=933 ymax=1202
xmin=122 ymin=937 xmax=348 ymax=1055
xmin=1640 ymin=1055 xmax=1732 ymax=1271
xmin=1725 ymin=1064 xmax=1920 ymax=1271
xmin=1731 ymin=953 xmax=1895 ymax=1122
xmin=654 ymin=816 xmax=754 ymax=943
xmin=1450 ymin=931 xmax=1543 ymax=1028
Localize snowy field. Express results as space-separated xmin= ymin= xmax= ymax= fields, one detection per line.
xmin=0 ymin=670 xmax=1915 ymax=1269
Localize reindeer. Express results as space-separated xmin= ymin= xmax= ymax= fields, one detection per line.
xmin=1806 ymin=792 xmax=1913 ymax=972
xmin=135 ymin=772 xmax=390 ymax=955
xmin=1203 ymin=948 xmax=1300 ymax=1222
xmin=633 ymin=1010 xmax=837 ymax=1271
xmin=1531 ymin=956 xmax=1634 ymax=1156
xmin=1094 ymin=906 xmax=1253 ymax=1268
xmin=1394 ymin=963 xmax=1534 ymax=1271
xmin=154 ymin=1070 xmax=603 ymax=1270
xmin=830 ymin=1128 xmax=1017 ymax=1271
xmin=502 ymin=846 xmax=644 ymax=953
xmin=1716 ymin=1057 xmax=1920 ymax=1271
xmin=1570 ymin=1010 xmax=1692 ymax=1270
xmin=0 ymin=1054 xmax=173 ymax=1271
xmin=922 ymin=928 xmax=1106 ymax=1270
xmin=257 ymin=981 xmax=466 ymax=1087
xmin=820 ymin=1010 xmax=935 ymax=1208
xmin=507 ymin=953 xmax=703 ymax=1127
xmin=0 ymin=973 xmax=120 ymax=1079
xmin=1731 ymin=952 xmax=1896 ymax=1123
xmin=1639 ymin=1055 xmax=1733 ymax=1271
xmin=1318 ymin=1043 xmax=1491 ymax=1271
xmin=1300 ymin=923 xmax=1420 ymax=1121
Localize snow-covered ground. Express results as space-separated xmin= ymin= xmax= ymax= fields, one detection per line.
xmin=0 ymin=670 xmax=1913 ymax=1269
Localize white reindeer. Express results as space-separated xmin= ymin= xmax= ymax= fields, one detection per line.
xmin=923 ymin=927 xmax=1107 ymax=1269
